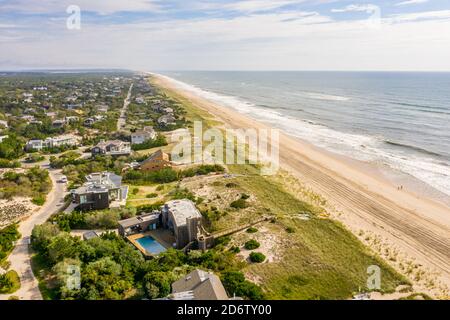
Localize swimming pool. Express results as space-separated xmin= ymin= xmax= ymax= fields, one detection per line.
xmin=136 ymin=236 xmax=167 ymax=255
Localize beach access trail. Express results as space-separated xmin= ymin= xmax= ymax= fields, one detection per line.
xmin=153 ymin=74 xmax=450 ymax=291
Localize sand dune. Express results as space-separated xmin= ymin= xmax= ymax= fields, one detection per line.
xmin=153 ymin=74 xmax=450 ymax=293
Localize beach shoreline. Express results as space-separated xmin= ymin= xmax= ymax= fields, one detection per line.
xmin=151 ymin=73 xmax=450 ymax=295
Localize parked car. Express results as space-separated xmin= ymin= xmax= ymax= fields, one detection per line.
xmin=59 ymin=175 xmax=68 ymax=183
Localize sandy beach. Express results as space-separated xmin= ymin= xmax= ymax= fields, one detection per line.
xmin=153 ymin=74 xmax=450 ymax=294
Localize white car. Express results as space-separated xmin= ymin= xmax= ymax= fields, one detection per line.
xmin=59 ymin=175 xmax=68 ymax=183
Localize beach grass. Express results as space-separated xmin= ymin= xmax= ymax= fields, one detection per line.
xmin=151 ymin=76 xmax=410 ymax=299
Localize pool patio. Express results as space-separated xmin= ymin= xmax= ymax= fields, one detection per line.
xmin=127 ymin=229 xmax=175 ymax=257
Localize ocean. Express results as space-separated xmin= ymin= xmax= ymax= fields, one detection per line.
xmin=158 ymin=71 xmax=450 ymax=201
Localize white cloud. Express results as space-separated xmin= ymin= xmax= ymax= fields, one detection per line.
xmin=396 ymin=0 xmax=429 ymax=6
xmin=1 ymin=3 xmax=450 ymax=71
xmin=222 ymin=0 xmax=306 ymax=13
xmin=390 ymin=10 xmax=450 ymax=22
xmin=331 ymin=4 xmax=379 ymax=14
xmin=0 ymin=0 xmax=160 ymax=14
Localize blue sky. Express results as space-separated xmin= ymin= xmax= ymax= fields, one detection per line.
xmin=1 ymin=0 xmax=450 ymax=70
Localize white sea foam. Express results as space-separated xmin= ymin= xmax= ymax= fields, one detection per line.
xmin=300 ymin=92 xmax=351 ymax=102
xmin=156 ymin=73 xmax=450 ymax=196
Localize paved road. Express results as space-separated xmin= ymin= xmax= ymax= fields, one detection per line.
xmin=0 ymin=163 xmax=67 ymax=300
xmin=117 ymin=83 xmax=133 ymax=131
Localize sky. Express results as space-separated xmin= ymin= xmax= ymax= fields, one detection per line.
xmin=1 ymin=0 xmax=450 ymax=71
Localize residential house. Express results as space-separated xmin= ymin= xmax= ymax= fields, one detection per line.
xmin=83 ymin=118 xmax=95 ymax=127
xmin=0 ymin=135 xmax=8 ymax=143
xmin=25 ymin=139 xmax=44 ymax=151
xmin=0 ymin=120 xmax=8 ymax=129
xmin=25 ymin=134 xmax=79 ymax=151
xmin=65 ymin=116 xmax=79 ymax=124
xmin=97 ymin=104 xmax=109 ymax=113
xmin=135 ymin=96 xmax=145 ymax=104
xmin=52 ymin=119 xmax=66 ymax=128
xmin=91 ymin=140 xmax=131 ymax=156
xmin=131 ymin=126 xmax=156 ymax=145
xmin=72 ymin=172 xmax=128 ymax=211
xmin=157 ymin=114 xmax=176 ymax=127
xmin=118 ymin=212 xmax=161 ymax=236
xmin=161 ymin=199 xmax=203 ymax=249
xmin=167 ymin=269 xmax=231 ymax=300
xmin=140 ymin=149 xmax=171 ymax=172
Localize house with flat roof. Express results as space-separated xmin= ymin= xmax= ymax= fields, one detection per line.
xmin=118 ymin=212 xmax=161 ymax=236
xmin=161 ymin=199 xmax=203 ymax=249
xmin=168 ymin=269 xmax=230 ymax=300
xmin=72 ymin=172 xmax=128 ymax=211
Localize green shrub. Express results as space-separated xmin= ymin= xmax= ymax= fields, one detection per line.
xmin=32 ymin=195 xmax=46 ymax=206
xmin=230 ymin=246 xmax=241 ymax=254
xmin=225 ymin=182 xmax=238 ymax=188
xmin=249 ymin=252 xmax=266 ymax=263
xmin=146 ymin=193 xmax=158 ymax=198
xmin=241 ymin=194 xmax=250 ymax=200
xmin=0 ymin=270 xmax=21 ymax=294
xmin=132 ymin=187 xmax=139 ymax=195
xmin=246 ymin=227 xmax=258 ymax=233
xmin=230 ymin=198 xmax=248 ymax=209
xmin=0 ymin=159 xmax=21 ymax=168
xmin=221 ymin=271 xmax=264 ymax=300
xmin=244 ymin=239 xmax=260 ymax=250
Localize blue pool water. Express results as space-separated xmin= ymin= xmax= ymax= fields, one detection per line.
xmin=136 ymin=236 xmax=167 ymax=255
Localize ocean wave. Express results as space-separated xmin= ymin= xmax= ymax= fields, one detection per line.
xmin=294 ymin=91 xmax=351 ymax=102
xmin=384 ymin=140 xmax=444 ymax=158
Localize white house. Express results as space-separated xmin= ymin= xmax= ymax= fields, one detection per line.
xmin=131 ymin=126 xmax=156 ymax=145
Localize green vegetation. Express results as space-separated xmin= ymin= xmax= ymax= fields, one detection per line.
xmin=246 ymin=227 xmax=258 ymax=233
xmin=0 ymin=224 xmax=21 ymax=266
xmin=0 ymin=159 xmax=21 ymax=169
xmin=124 ymin=164 xmax=224 ymax=185
xmin=221 ymin=271 xmax=264 ymax=300
xmin=244 ymin=239 xmax=260 ymax=250
xmin=0 ymin=167 xmax=51 ymax=200
xmin=25 ymin=154 xmax=45 ymax=163
xmin=146 ymin=193 xmax=158 ymax=198
xmin=0 ymin=135 xmax=24 ymax=160
xmin=0 ymin=270 xmax=20 ymax=294
xmin=131 ymin=134 xmax=168 ymax=151
xmin=30 ymin=223 xmax=262 ymax=300
xmin=249 ymin=252 xmax=266 ymax=263
xmin=230 ymin=198 xmax=248 ymax=209
xmin=52 ymin=207 xmax=138 ymax=232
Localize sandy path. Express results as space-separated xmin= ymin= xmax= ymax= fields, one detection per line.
xmin=153 ymin=74 xmax=450 ymax=291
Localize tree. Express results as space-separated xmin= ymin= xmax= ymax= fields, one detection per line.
xmin=31 ymin=223 xmax=60 ymax=253
xmin=221 ymin=271 xmax=264 ymax=300
xmin=143 ymin=271 xmax=174 ymax=299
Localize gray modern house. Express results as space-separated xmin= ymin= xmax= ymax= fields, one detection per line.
xmin=72 ymin=172 xmax=128 ymax=211
xmin=161 ymin=200 xmax=203 ymax=249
